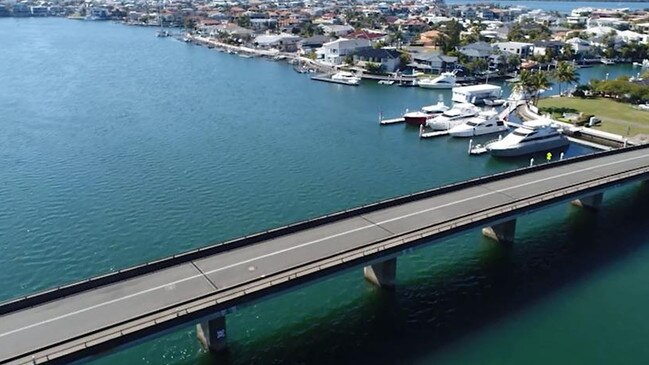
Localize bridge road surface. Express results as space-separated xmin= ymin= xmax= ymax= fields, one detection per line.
xmin=2 ymin=146 xmax=649 ymax=364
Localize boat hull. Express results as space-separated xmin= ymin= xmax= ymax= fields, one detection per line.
xmin=418 ymin=83 xmax=454 ymax=89
xmin=404 ymin=116 xmax=428 ymax=126
xmin=428 ymin=118 xmax=470 ymax=131
xmin=450 ymin=127 xmax=507 ymax=137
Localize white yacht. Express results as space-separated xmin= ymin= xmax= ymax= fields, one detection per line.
xmin=418 ymin=71 xmax=457 ymax=89
xmin=426 ymin=103 xmax=481 ymax=130
xmin=330 ymin=71 xmax=361 ymax=85
xmin=487 ymin=123 xmax=569 ymax=157
xmin=448 ymin=110 xmax=507 ymax=137
xmin=403 ymin=101 xmax=449 ymax=126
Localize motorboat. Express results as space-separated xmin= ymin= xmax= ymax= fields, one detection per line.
xmin=378 ymin=80 xmax=395 ymax=85
xmin=402 ymin=101 xmax=449 ymax=126
xmin=600 ymin=58 xmax=615 ymax=65
xmin=330 ymin=71 xmax=361 ymax=85
xmin=448 ymin=110 xmax=507 ymax=137
xmin=486 ymin=123 xmax=569 ymax=157
xmin=398 ymin=79 xmax=418 ymax=87
xmin=156 ymin=30 xmax=171 ymax=37
xmin=426 ymin=103 xmax=481 ymax=130
xmin=418 ymin=71 xmax=457 ymax=89
xmin=484 ymin=98 xmax=506 ymax=106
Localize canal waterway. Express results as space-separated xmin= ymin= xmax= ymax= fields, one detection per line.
xmin=2 ymin=18 xmax=649 ymax=365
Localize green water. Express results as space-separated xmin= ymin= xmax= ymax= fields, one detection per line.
xmin=2 ymin=18 xmax=648 ymax=365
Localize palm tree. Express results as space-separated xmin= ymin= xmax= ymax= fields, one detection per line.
xmin=553 ymin=61 xmax=579 ymax=96
xmin=512 ymin=69 xmax=534 ymax=100
xmin=513 ymin=69 xmax=552 ymax=105
xmin=530 ymin=71 xmax=552 ymax=105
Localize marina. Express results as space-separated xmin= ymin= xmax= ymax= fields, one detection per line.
xmin=3 ymin=16 xmax=649 ymax=365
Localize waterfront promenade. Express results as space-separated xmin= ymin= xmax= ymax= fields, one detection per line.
xmin=2 ymin=145 xmax=649 ymax=364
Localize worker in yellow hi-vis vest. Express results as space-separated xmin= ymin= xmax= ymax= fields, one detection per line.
xmin=546 ymin=152 xmax=552 ymax=162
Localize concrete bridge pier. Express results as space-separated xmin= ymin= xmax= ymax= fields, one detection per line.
xmin=571 ymin=193 xmax=604 ymax=209
xmin=364 ymin=258 xmax=396 ymax=288
xmin=482 ymin=219 xmax=517 ymax=244
xmin=196 ymin=315 xmax=227 ymax=353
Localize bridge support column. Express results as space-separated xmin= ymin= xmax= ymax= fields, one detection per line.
xmin=196 ymin=315 xmax=227 ymax=353
xmin=571 ymin=193 xmax=604 ymax=210
xmin=364 ymin=258 xmax=396 ymax=289
xmin=482 ymin=219 xmax=516 ymax=244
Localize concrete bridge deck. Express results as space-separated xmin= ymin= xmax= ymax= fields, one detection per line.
xmin=2 ymin=145 xmax=649 ymax=364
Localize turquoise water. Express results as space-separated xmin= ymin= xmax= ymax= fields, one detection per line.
xmin=2 ymin=18 xmax=649 ymax=365
xmin=446 ymin=0 xmax=649 ymax=13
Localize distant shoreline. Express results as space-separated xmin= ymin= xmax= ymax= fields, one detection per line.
xmin=448 ymin=0 xmax=649 ymax=3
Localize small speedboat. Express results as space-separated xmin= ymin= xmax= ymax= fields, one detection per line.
xmin=378 ymin=80 xmax=395 ymax=85
xmin=331 ymin=71 xmax=361 ymax=85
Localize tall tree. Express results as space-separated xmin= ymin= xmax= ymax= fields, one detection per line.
xmin=529 ymin=71 xmax=552 ymax=105
xmin=513 ymin=69 xmax=552 ymax=105
xmin=553 ymin=61 xmax=579 ymax=95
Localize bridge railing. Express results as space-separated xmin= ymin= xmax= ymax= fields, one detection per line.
xmin=2 ymin=143 xmax=648 ymax=316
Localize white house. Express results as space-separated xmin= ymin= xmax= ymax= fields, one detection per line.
xmin=566 ymin=37 xmax=591 ymax=54
xmin=566 ymin=16 xmax=587 ymax=26
xmin=319 ymin=24 xmax=355 ymax=36
xmin=493 ymin=41 xmax=534 ymax=58
xmin=253 ymin=33 xmax=301 ymax=52
xmin=617 ymin=30 xmax=649 ymax=44
xmin=316 ymin=38 xmax=371 ymax=65
xmin=586 ymin=17 xmax=629 ymax=29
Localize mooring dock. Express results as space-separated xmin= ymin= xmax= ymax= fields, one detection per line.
xmin=379 ymin=117 xmax=405 ymax=125
xmin=419 ymin=125 xmax=450 ymax=139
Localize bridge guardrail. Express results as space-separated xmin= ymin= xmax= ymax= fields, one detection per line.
xmin=1 ymin=143 xmax=648 ymax=316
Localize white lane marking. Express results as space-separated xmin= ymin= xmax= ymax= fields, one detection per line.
xmin=1 ymin=153 xmax=648 ymax=339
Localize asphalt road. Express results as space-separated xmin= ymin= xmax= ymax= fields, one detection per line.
xmin=2 ymin=147 xmax=649 ymax=364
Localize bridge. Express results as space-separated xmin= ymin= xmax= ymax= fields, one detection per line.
xmin=2 ymin=145 xmax=649 ymax=364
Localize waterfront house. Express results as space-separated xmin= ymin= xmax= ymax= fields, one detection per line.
xmin=88 ymin=7 xmax=110 ymax=20
xmin=30 ymin=6 xmax=48 ymax=17
xmin=494 ymin=41 xmax=534 ymax=58
xmin=565 ymin=37 xmax=591 ymax=54
xmin=253 ymin=33 xmax=301 ymax=52
xmin=299 ymin=35 xmax=334 ymax=53
xmin=316 ymin=38 xmax=371 ymax=65
xmin=458 ymin=41 xmax=495 ymax=61
xmin=409 ymin=52 xmax=458 ymax=74
xmin=352 ymin=48 xmax=401 ymax=73
xmin=207 ymin=23 xmax=254 ymax=38
xmin=11 ymin=3 xmax=31 ymax=17
xmin=532 ymin=40 xmax=565 ymax=57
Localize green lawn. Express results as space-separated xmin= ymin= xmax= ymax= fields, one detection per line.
xmin=537 ymin=97 xmax=649 ymax=137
